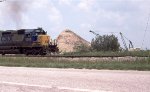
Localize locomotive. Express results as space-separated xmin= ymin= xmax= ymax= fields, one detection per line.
xmin=0 ymin=28 xmax=58 ymax=55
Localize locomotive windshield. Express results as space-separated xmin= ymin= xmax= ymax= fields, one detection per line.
xmin=34 ymin=28 xmax=46 ymax=35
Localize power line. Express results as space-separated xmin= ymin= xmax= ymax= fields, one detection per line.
xmin=141 ymin=13 xmax=150 ymax=49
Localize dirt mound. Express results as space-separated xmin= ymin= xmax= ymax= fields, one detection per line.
xmin=57 ymin=29 xmax=90 ymax=52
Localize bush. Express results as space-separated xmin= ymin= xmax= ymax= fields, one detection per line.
xmin=91 ymin=34 xmax=120 ymax=51
xmin=74 ymin=44 xmax=91 ymax=52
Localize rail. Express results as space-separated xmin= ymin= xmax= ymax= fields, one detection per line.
xmin=0 ymin=55 xmax=150 ymax=58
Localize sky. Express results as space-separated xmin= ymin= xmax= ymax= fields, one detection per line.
xmin=0 ymin=0 xmax=150 ymax=49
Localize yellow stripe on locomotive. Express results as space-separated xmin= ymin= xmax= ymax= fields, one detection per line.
xmin=32 ymin=35 xmax=50 ymax=46
xmin=38 ymin=35 xmax=50 ymax=46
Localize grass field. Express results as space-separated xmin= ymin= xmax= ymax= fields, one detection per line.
xmin=63 ymin=51 xmax=150 ymax=57
xmin=0 ymin=57 xmax=150 ymax=71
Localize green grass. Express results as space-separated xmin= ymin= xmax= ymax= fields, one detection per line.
xmin=0 ymin=57 xmax=150 ymax=71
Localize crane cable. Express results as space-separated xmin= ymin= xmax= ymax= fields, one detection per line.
xmin=141 ymin=13 xmax=150 ymax=49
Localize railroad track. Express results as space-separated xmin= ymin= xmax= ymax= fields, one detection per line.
xmin=0 ymin=55 xmax=149 ymax=58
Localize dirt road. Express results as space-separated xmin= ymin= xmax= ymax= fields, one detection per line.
xmin=0 ymin=67 xmax=149 ymax=92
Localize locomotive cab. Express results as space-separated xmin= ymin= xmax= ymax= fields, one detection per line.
xmin=31 ymin=28 xmax=50 ymax=46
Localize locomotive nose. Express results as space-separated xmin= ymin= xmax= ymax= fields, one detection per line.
xmin=37 ymin=35 xmax=50 ymax=46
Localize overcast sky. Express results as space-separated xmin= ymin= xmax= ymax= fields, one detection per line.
xmin=0 ymin=0 xmax=150 ymax=49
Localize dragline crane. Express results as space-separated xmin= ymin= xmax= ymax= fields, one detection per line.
xmin=119 ymin=32 xmax=134 ymax=51
xmin=89 ymin=30 xmax=99 ymax=36
xmin=120 ymin=32 xmax=128 ymax=50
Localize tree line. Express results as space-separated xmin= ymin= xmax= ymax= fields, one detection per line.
xmin=75 ymin=34 xmax=120 ymax=52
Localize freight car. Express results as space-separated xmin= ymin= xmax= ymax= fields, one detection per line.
xmin=0 ymin=28 xmax=58 ymax=55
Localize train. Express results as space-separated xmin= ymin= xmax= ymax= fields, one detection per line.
xmin=0 ymin=27 xmax=59 ymax=55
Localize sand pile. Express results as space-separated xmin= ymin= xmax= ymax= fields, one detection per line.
xmin=57 ymin=29 xmax=90 ymax=52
